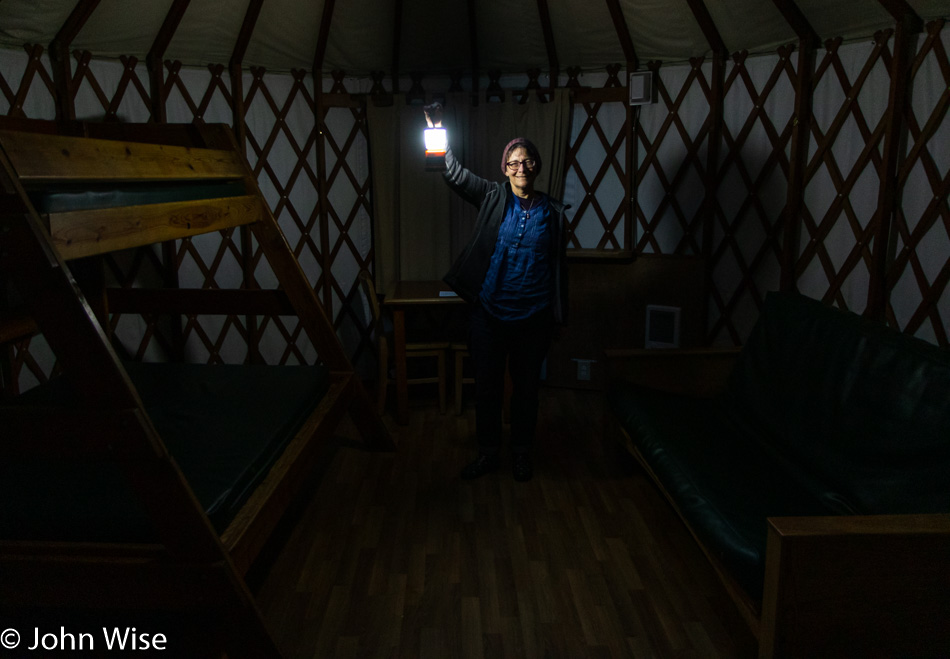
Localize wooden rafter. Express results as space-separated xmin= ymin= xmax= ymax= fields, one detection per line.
xmin=771 ymin=0 xmax=819 ymax=46
xmin=313 ymin=0 xmax=337 ymax=75
xmin=49 ymin=0 xmax=101 ymax=121
xmin=876 ymin=0 xmax=924 ymax=30
xmin=536 ymin=0 xmax=559 ymax=85
xmin=604 ymin=0 xmax=638 ymax=70
xmin=392 ymin=0 xmax=403 ymax=94
xmin=146 ymin=0 xmax=191 ymax=123
xmin=468 ymin=0 xmax=480 ymax=95
xmin=683 ymin=0 xmax=728 ymax=57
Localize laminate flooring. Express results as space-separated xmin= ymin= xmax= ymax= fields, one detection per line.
xmin=252 ymin=387 xmax=756 ymax=658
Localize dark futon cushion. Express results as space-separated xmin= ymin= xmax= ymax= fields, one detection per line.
xmin=725 ymin=291 xmax=950 ymax=515
xmin=607 ymin=381 xmax=847 ymax=599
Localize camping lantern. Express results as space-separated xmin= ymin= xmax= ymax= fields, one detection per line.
xmin=424 ymin=126 xmax=447 ymax=171
xmin=423 ymin=102 xmax=446 ymax=171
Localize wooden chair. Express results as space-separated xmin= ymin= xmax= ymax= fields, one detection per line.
xmin=450 ymin=343 xmax=513 ymax=421
xmin=357 ymin=270 xmax=448 ymax=414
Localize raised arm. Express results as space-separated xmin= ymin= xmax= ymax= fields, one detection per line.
xmin=424 ymin=103 xmax=493 ymax=207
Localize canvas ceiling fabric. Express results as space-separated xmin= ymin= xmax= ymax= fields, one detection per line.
xmin=3 ymin=1 xmax=950 ymax=75
xmin=367 ymin=91 xmax=570 ymax=296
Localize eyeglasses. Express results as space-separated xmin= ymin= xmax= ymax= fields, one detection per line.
xmin=506 ymin=159 xmax=536 ymax=171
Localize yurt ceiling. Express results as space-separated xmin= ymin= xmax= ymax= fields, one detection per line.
xmin=2 ymin=0 xmax=950 ymax=76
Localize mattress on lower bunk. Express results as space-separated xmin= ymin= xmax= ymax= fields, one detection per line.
xmin=0 ymin=362 xmax=331 ymax=543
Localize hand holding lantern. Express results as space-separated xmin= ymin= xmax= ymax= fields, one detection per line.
xmin=423 ymin=102 xmax=446 ymax=170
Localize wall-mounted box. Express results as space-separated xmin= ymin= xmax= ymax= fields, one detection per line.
xmin=645 ymin=304 xmax=681 ymax=349
xmin=629 ymin=71 xmax=654 ymax=105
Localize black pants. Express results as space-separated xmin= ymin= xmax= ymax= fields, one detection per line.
xmin=469 ymin=303 xmax=553 ymax=456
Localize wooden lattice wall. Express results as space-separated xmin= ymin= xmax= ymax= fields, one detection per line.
xmin=2 ymin=22 xmax=948 ymax=393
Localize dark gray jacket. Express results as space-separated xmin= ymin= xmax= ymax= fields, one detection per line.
xmin=441 ymin=146 xmax=569 ymax=324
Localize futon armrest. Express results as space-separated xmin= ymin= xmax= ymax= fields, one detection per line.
xmin=760 ymin=513 xmax=950 ymax=658
xmin=603 ymin=347 xmax=740 ymax=397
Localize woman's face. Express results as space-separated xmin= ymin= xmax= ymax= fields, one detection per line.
xmin=505 ymin=146 xmax=539 ymax=195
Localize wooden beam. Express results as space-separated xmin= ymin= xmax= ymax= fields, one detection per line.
xmin=770 ymin=0 xmax=820 ymax=46
xmin=146 ymin=0 xmax=192 ymax=124
xmin=313 ymin=0 xmax=337 ymax=75
xmin=230 ymin=0 xmax=265 ymax=140
xmin=867 ymin=16 xmax=922 ymax=319
xmin=49 ymin=196 xmax=264 ymax=261
xmin=773 ymin=0 xmax=818 ymax=291
xmin=603 ymin=0 xmax=639 ymax=260
xmin=313 ymin=0 xmax=337 ymax=315
xmin=702 ymin=52 xmax=726 ymax=343
xmin=393 ymin=0 xmax=404 ymax=94
xmin=682 ymin=0 xmax=726 ymax=343
xmin=536 ymin=0 xmax=560 ymax=85
xmin=229 ymin=0 xmax=265 ymax=364
xmin=0 ymin=130 xmax=246 ymax=181
xmin=230 ymin=0 xmax=264 ymax=72
xmin=604 ymin=0 xmax=639 ymax=70
xmin=780 ymin=39 xmax=817 ymax=291
xmin=107 ymin=288 xmax=295 ymax=317
xmin=876 ymin=0 xmax=924 ymax=30
xmin=468 ymin=0 xmax=479 ymax=96
xmin=683 ymin=0 xmax=728 ymax=57
xmin=49 ymin=0 xmax=101 ymax=122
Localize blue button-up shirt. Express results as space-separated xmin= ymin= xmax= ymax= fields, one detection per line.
xmin=479 ymin=192 xmax=553 ymax=320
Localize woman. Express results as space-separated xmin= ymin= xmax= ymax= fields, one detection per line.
xmin=425 ymin=106 xmax=569 ymax=482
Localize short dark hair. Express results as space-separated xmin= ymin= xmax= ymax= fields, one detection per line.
xmin=501 ymin=137 xmax=542 ymax=175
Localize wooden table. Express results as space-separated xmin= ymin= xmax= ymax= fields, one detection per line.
xmin=384 ymin=280 xmax=466 ymax=424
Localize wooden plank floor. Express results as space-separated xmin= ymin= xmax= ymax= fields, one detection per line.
xmin=252 ymin=387 xmax=756 ymax=658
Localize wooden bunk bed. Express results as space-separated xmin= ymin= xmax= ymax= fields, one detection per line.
xmin=0 ymin=119 xmax=393 ymax=657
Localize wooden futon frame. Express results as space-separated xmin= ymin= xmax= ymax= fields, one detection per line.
xmin=0 ymin=119 xmax=393 ymax=656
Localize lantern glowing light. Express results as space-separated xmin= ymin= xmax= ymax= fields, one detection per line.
xmin=424 ymin=127 xmax=447 ymax=170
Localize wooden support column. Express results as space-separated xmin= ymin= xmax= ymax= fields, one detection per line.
xmin=143 ymin=0 xmax=191 ymax=361
xmin=684 ymin=0 xmax=727 ymax=344
xmin=702 ymin=52 xmax=725 ymax=295
xmin=867 ymin=3 xmax=923 ymax=320
xmin=314 ymin=0 xmax=337 ymax=315
xmin=49 ymin=0 xmax=101 ymax=122
xmin=606 ymin=0 xmax=640 ymax=254
xmin=230 ymin=0 xmax=265 ymax=363
xmin=772 ymin=0 xmax=820 ymax=291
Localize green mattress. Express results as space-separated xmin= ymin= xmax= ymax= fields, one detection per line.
xmin=0 ymin=362 xmax=330 ymax=542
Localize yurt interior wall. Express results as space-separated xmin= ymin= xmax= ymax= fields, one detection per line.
xmin=1 ymin=2 xmax=949 ymax=396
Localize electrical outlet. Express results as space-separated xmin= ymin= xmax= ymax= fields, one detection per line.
xmin=577 ymin=361 xmax=590 ymax=381
xmin=572 ymin=358 xmax=594 ymax=382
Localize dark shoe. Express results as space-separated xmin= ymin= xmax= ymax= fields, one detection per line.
xmin=512 ymin=453 xmax=533 ymax=482
xmin=461 ymin=454 xmax=500 ymax=480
